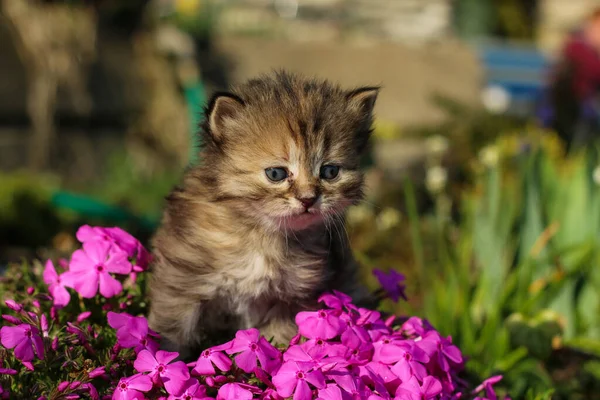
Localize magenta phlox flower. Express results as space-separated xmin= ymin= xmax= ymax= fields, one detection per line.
xmin=395 ymin=376 xmax=442 ymax=400
xmin=77 ymin=225 xmax=150 ymax=269
xmin=168 ymin=379 xmax=213 ymax=400
xmin=62 ymin=241 xmax=131 ymax=298
xmin=340 ymin=318 xmax=371 ymax=351
xmin=284 ymin=344 xmax=344 ymax=372
xmin=0 ymin=324 xmax=44 ymax=361
xmin=417 ymin=331 xmax=463 ymax=372
xmin=400 ymin=317 xmax=434 ymax=338
xmin=372 ymin=269 xmax=407 ymax=303
xmin=296 ymin=309 xmax=343 ymax=340
xmin=328 ymin=370 xmax=374 ymax=399
xmin=43 ymin=260 xmax=71 ymax=308
xmin=471 ymin=375 xmax=503 ymax=400
xmin=107 ymin=312 xmax=159 ymax=353
xmin=134 ymin=350 xmax=190 ymax=395
xmin=192 ymin=344 xmax=233 ymax=376
xmin=272 ymin=360 xmax=326 ymax=400
xmin=319 ymin=291 xmax=357 ymax=312
xmin=386 ymin=342 xmax=430 ymax=382
xmin=356 ymin=309 xmax=389 ymax=340
xmin=112 ymin=373 xmax=153 ymax=400
xmin=224 ymin=328 xmax=281 ymax=374
xmin=217 ymin=383 xmax=254 ymax=400
xmin=358 ymin=362 xmax=398 ymax=386
xmin=317 ymin=384 xmax=345 ymax=400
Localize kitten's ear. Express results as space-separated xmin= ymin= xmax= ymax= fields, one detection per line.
xmin=206 ymin=92 xmax=245 ymax=141
xmin=346 ymin=87 xmax=379 ymax=116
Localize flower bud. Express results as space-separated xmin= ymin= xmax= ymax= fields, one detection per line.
xmin=5 ymin=300 xmax=22 ymax=312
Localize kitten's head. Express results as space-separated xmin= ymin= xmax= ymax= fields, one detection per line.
xmin=199 ymin=71 xmax=378 ymax=232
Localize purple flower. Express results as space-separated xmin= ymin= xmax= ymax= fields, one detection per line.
xmin=43 ymin=260 xmax=71 ymax=308
xmin=76 ymin=225 xmax=150 ymax=270
xmin=108 ymin=312 xmax=159 ymax=353
xmin=77 ymin=311 xmax=92 ymax=323
xmin=417 ymin=331 xmax=463 ymax=372
xmin=168 ymin=379 xmax=211 ymax=400
xmin=134 ymin=350 xmax=190 ymax=395
xmin=192 ymin=345 xmax=232 ymax=376
xmin=112 ymin=373 xmax=153 ymax=400
xmin=88 ymin=366 xmax=106 ymax=379
xmin=395 ymin=376 xmax=442 ymax=400
xmin=2 ymin=315 xmax=22 ymax=325
xmin=62 ymin=241 xmax=131 ymax=298
xmin=4 ymin=300 xmax=22 ymax=312
xmin=318 ymin=291 xmax=356 ymax=311
xmin=472 ymin=375 xmax=503 ymax=400
xmin=272 ymin=361 xmax=326 ymax=400
xmin=217 ymin=383 xmax=253 ymax=400
xmin=0 ymin=368 xmax=17 ymax=375
xmin=225 ymin=328 xmax=281 ymax=374
xmin=296 ymin=310 xmax=343 ymax=340
xmin=0 ymin=324 xmax=44 ymax=361
xmin=373 ymin=269 xmax=407 ymax=302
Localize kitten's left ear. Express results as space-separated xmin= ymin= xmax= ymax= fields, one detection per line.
xmin=346 ymin=86 xmax=380 ymax=116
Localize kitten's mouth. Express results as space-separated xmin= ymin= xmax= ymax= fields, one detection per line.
xmin=278 ymin=210 xmax=323 ymax=230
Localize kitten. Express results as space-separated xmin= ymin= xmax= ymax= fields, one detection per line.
xmin=148 ymin=71 xmax=379 ymax=358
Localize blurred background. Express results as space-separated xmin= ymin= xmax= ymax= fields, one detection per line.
xmin=1 ymin=0 xmax=600 ymax=398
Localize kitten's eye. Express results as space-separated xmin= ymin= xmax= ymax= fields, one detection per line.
xmin=320 ymin=165 xmax=340 ymax=180
xmin=265 ymin=167 xmax=288 ymax=182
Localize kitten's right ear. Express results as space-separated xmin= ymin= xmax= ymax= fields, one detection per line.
xmin=206 ymin=92 xmax=245 ymax=142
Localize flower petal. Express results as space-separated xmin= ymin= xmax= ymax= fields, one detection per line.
xmin=14 ymin=337 xmax=34 ymax=361
xmin=134 ymin=350 xmax=157 ymax=373
xmin=293 ymin=379 xmax=312 ymax=400
xmin=98 ymin=272 xmax=122 ymax=298
xmin=156 ymin=350 xmax=180 ymax=365
xmin=235 ymin=350 xmax=257 ymax=373
xmin=0 ymin=325 xmax=26 ymax=348
xmin=128 ymin=373 xmax=153 ymax=392
xmin=43 ymin=260 xmax=58 ymax=285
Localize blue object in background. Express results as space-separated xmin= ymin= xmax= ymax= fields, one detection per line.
xmin=475 ymin=41 xmax=551 ymax=116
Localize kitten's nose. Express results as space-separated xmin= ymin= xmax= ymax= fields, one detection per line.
xmin=298 ymin=196 xmax=317 ymax=209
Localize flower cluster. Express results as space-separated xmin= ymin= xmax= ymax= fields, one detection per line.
xmin=0 ymin=225 xmax=508 ymax=399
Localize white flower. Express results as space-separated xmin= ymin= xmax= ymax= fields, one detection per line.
xmin=593 ymin=166 xmax=600 ymax=185
xmin=426 ymin=135 xmax=449 ymax=157
xmin=479 ymin=145 xmax=499 ymax=168
xmin=346 ymin=205 xmax=374 ymax=225
xmin=376 ymin=207 xmax=401 ymax=231
xmin=425 ymin=166 xmax=448 ymax=194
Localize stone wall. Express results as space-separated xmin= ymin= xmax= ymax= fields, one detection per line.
xmin=213 ymin=0 xmax=453 ymax=44
xmin=537 ymin=0 xmax=600 ymax=54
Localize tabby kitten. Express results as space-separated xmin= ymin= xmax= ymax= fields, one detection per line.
xmin=148 ymin=71 xmax=379 ymax=358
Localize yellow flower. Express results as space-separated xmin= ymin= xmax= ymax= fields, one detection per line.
xmin=176 ymin=0 xmax=202 ymax=16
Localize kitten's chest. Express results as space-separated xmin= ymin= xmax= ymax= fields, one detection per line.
xmin=222 ymin=244 xmax=328 ymax=300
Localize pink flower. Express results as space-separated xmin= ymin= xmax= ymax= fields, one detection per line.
xmin=43 ymin=260 xmax=71 ymax=308
xmin=108 ymin=312 xmax=159 ymax=353
xmin=0 ymin=324 xmax=44 ymax=361
xmin=62 ymin=241 xmax=131 ymax=298
xmin=88 ymin=366 xmax=106 ymax=379
xmin=134 ymin=350 xmax=190 ymax=395
xmin=192 ymin=345 xmax=232 ymax=376
xmin=112 ymin=373 xmax=153 ymax=400
xmin=417 ymin=331 xmax=463 ymax=372
xmin=395 ymin=376 xmax=442 ymax=400
xmin=387 ymin=342 xmax=430 ymax=382
xmin=217 ymin=383 xmax=253 ymax=400
xmin=225 ymin=328 xmax=281 ymax=374
xmin=77 ymin=225 xmax=150 ymax=270
xmin=296 ymin=310 xmax=343 ymax=340
xmin=372 ymin=269 xmax=407 ymax=302
xmin=472 ymin=375 xmax=503 ymax=400
xmin=272 ymin=361 xmax=326 ymax=400
xmin=318 ymin=291 xmax=356 ymax=311
xmin=168 ymin=379 xmax=212 ymax=400
xmin=4 ymin=300 xmax=22 ymax=312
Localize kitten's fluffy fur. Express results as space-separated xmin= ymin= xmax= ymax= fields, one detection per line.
xmin=148 ymin=71 xmax=378 ymax=358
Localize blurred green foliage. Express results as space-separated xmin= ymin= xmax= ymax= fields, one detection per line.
xmin=350 ymin=132 xmax=600 ymax=399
